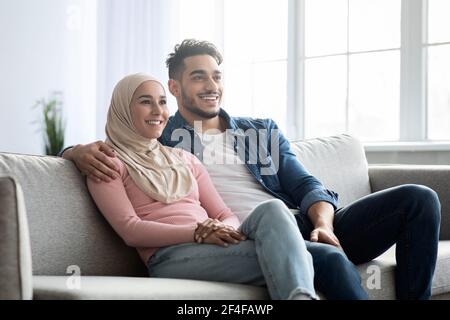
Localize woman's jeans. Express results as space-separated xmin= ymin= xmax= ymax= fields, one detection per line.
xmin=147 ymin=199 xmax=317 ymax=300
xmin=295 ymin=184 xmax=441 ymax=300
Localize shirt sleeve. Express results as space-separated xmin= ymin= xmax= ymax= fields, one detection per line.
xmin=86 ymin=158 xmax=197 ymax=248
xmin=268 ymin=119 xmax=339 ymax=215
xmin=183 ymin=151 xmax=241 ymax=229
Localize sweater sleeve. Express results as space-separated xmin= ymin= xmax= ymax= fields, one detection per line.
xmin=86 ymin=158 xmax=197 ymax=248
xmin=183 ymin=151 xmax=241 ymax=229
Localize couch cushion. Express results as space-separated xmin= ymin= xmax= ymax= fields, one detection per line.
xmin=32 ymin=276 xmax=269 ymax=300
xmin=358 ymin=240 xmax=450 ymax=299
xmin=32 ymin=241 xmax=450 ymax=300
xmin=0 ymin=153 xmax=146 ymax=277
xmin=0 ymin=176 xmax=33 ymax=299
xmin=291 ymin=134 xmax=371 ymax=207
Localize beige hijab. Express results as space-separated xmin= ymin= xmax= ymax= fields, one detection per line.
xmin=105 ymin=73 xmax=194 ymax=204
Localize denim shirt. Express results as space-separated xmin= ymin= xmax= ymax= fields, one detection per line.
xmin=159 ymin=109 xmax=339 ymax=215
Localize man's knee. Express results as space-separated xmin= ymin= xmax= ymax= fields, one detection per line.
xmin=398 ymin=184 xmax=441 ymax=222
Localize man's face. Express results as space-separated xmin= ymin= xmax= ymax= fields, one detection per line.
xmin=177 ymin=55 xmax=223 ymax=119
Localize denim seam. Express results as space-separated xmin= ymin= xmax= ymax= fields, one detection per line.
xmin=255 ymin=236 xmax=283 ymax=300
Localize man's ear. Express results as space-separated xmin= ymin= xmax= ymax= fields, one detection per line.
xmin=168 ymin=79 xmax=180 ymax=97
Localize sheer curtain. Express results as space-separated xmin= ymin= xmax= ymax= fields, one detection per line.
xmin=96 ymin=0 xmax=180 ymax=140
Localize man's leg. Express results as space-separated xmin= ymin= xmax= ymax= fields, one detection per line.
xmin=295 ymin=213 xmax=368 ymax=299
xmin=332 ymin=184 xmax=441 ymax=300
xmin=306 ymin=241 xmax=369 ymax=299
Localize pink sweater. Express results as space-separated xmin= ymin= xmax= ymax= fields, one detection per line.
xmin=87 ymin=148 xmax=241 ymax=264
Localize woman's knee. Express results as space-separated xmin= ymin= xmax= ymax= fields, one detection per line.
xmin=250 ymin=199 xmax=296 ymax=224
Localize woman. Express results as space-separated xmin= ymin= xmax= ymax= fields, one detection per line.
xmin=87 ymin=73 xmax=318 ymax=300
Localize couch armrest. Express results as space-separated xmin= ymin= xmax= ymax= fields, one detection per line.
xmin=369 ymin=165 xmax=450 ymax=241
xmin=0 ymin=176 xmax=33 ymax=299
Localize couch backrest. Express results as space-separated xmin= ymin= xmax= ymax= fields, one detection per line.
xmin=290 ymin=134 xmax=371 ymax=208
xmin=0 ymin=134 xmax=371 ymax=276
xmin=0 ymin=153 xmax=146 ymax=277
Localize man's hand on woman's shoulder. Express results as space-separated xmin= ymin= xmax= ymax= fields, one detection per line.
xmin=62 ymin=141 xmax=120 ymax=183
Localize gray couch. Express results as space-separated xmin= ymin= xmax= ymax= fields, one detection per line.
xmin=1 ymin=134 xmax=450 ymax=300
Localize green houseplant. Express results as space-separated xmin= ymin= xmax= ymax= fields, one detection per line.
xmin=33 ymin=92 xmax=66 ymax=156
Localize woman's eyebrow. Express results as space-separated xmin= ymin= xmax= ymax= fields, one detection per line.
xmin=138 ymin=95 xmax=166 ymax=99
xmin=138 ymin=95 xmax=153 ymax=99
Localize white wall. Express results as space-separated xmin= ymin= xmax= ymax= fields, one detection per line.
xmin=0 ymin=0 xmax=97 ymax=154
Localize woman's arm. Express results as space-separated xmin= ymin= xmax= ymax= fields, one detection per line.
xmin=86 ymin=159 xmax=197 ymax=248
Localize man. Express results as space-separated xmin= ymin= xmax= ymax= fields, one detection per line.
xmin=61 ymin=39 xmax=441 ymax=300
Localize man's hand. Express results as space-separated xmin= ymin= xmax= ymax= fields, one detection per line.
xmin=308 ymin=201 xmax=342 ymax=250
xmin=310 ymin=225 xmax=342 ymax=250
xmin=62 ymin=141 xmax=120 ymax=183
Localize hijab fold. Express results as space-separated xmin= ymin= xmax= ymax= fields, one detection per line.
xmin=105 ymin=73 xmax=194 ymax=204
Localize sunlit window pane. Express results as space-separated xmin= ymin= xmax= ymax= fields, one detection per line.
xmin=428 ymin=45 xmax=450 ymax=140
xmin=428 ymin=0 xmax=450 ymax=44
xmin=224 ymin=0 xmax=288 ymax=63
xmin=349 ymin=0 xmax=401 ymax=52
xmin=179 ymin=0 xmax=218 ymax=42
xmin=348 ymin=51 xmax=400 ymax=141
xmin=223 ymin=63 xmax=253 ymax=118
xmin=224 ymin=61 xmax=287 ymax=132
xmin=253 ymin=61 xmax=287 ymax=130
xmin=305 ymin=56 xmax=347 ymax=138
xmin=305 ymin=0 xmax=347 ymax=57
xmin=223 ymin=0 xmax=288 ymax=132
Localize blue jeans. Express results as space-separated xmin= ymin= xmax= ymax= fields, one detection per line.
xmin=147 ymin=199 xmax=317 ymax=300
xmin=295 ymin=184 xmax=441 ymax=300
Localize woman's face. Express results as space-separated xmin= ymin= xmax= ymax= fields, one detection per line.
xmin=130 ymin=81 xmax=169 ymax=140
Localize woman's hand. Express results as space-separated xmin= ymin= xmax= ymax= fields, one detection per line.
xmin=201 ymin=228 xmax=247 ymax=247
xmin=194 ymin=218 xmax=226 ymax=242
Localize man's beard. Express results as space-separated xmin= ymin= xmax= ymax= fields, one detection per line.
xmin=181 ymin=88 xmax=220 ymax=119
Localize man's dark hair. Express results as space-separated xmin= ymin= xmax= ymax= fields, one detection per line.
xmin=166 ymin=39 xmax=223 ymax=80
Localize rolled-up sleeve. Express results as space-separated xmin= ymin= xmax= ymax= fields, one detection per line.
xmin=299 ymin=188 xmax=339 ymax=215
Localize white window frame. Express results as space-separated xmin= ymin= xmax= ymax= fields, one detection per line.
xmin=287 ymin=0 xmax=450 ymax=150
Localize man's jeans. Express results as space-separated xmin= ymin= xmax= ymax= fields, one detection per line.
xmin=295 ymin=184 xmax=441 ymax=300
xmin=148 ymin=199 xmax=317 ymax=300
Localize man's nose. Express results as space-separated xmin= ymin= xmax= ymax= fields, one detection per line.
xmin=205 ymin=77 xmax=218 ymax=91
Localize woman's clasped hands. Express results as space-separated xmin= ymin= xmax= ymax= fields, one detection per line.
xmin=194 ymin=218 xmax=246 ymax=247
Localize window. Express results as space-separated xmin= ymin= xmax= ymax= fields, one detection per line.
xmin=427 ymin=0 xmax=450 ymax=140
xmin=176 ymin=0 xmax=450 ymax=143
xmin=223 ymin=0 xmax=288 ymax=131
xmin=303 ymin=0 xmax=401 ymax=142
